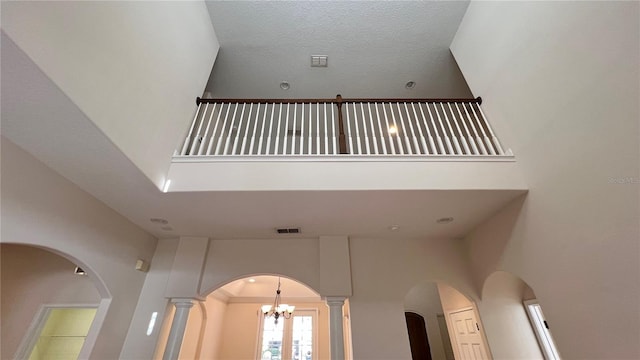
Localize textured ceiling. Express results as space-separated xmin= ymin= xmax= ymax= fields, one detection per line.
xmin=205 ymin=1 xmax=472 ymax=99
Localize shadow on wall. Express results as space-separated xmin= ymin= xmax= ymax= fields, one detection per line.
xmin=480 ymin=271 xmax=558 ymax=359
xmin=0 ymin=244 xmax=107 ymax=360
xmin=465 ymin=194 xmax=527 ymax=294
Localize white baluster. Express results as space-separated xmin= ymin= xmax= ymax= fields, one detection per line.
xmin=469 ymin=104 xmax=495 ymax=155
xmin=476 ymin=104 xmax=504 ymax=155
xmin=240 ymin=103 xmax=254 ymax=155
xmin=198 ymin=103 xmax=217 ymax=155
xmin=360 ymin=103 xmax=371 ymax=155
xmin=410 ymin=103 xmax=429 ymax=155
xmin=462 ymin=103 xmax=486 ymax=155
xmin=455 ymin=102 xmax=478 ymax=155
xmin=369 ymin=103 xmax=380 ymax=155
xmin=207 ymin=103 xmax=226 ymax=155
xmin=274 ymin=103 xmax=284 ymax=155
xmin=448 ymin=103 xmax=470 ymax=155
xmin=440 ymin=102 xmax=461 ymax=155
xmin=180 ymin=103 xmax=202 ymax=156
xmin=381 ymin=103 xmax=396 ymax=155
xmin=189 ymin=103 xmax=209 ymax=155
xmin=230 ymin=103 xmax=246 ymax=155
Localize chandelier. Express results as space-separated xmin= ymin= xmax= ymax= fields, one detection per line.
xmin=261 ymin=278 xmax=295 ymax=324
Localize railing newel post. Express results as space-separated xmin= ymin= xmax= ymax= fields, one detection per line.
xmin=335 ymin=94 xmax=348 ymax=154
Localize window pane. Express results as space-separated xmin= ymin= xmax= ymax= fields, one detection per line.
xmin=261 ymin=319 xmax=284 ymax=360
xmin=291 ymin=315 xmax=313 ymax=360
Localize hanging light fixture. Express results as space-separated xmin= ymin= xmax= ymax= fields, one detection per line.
xmin=261 ymin=278 xmax=295 ymax=324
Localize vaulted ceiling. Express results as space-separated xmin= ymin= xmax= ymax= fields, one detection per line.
xmin=2 ymin=1 xmax=526 ymax=241
xmin=204 ymin=1 xmax=472 ymax=99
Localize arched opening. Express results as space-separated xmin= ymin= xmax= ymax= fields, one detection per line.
xmin=155 ymin=274 xmax=348 ymax=360
xmin=480 ymin=271 xmax=560 ymax=360
xmin=1 ymin=244 xmax=109 ymax=360
xmin=404 ymin=281 xmax=491 ymax=360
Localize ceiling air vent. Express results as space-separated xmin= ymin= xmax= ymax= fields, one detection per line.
xmin=310 ymin=55 xmax=328 ymax=67
xmin=276 ymin=227 xmax=300 ymax=234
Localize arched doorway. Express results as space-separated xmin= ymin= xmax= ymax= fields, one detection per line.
xmin=1 ymin=244 xmax=108 ymax=360
xmin=155 ymin=274 xmax=347 ymax=360
xmin=405 ymin=281 xmax=491 ymax=360
xmin=405 ymin=311 xmax=432 ymax=360
xmin=481 ymin=271 xmax=560 ymax=360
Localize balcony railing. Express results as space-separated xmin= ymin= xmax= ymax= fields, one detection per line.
xmin=176 ymin=95 xmax=509 ymax=158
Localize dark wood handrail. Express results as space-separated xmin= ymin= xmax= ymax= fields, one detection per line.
xmin=196 ymin=96 xmax=482 ymax=105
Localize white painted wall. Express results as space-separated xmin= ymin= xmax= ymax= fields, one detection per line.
xmin=200 ymin=238 xmax=323 ymax=296
xmin=1 ymin=1 xmax=219 ymax=188
xmin=168 ymin=159 xmax=526 ymax=192
xmin=451 ymin=1 xmax=640 ymax=358
xmin=348 ymin=237 xmax=477 ymax=360
xmin=120 ymin=239 xmax=179 ymax=359
xmin=404 ymin=283 xmax=449 ymax=360
xmin=0 ymin=245 xmax=101 ymax=359
xmin=480 ymin=272 xmax=542 ymax=359
xmin=1 ymin=138 xmax=157 ymax=359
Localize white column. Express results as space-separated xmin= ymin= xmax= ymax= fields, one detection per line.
xmin=326 ymin=297 xmax=346 ymax=360
xmin=163 ymin=298 xmax=194 ymax=360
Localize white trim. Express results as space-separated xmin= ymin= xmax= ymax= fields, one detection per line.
xmin=172 ymin=154 xmax=516 ymax=163
xmin=446 ymin=306 xmax=493 ymax=360
xmin=14 ymin=303 xmax=104 ymax=360
xmin=523 ymin=300 xmax=561 ymax=360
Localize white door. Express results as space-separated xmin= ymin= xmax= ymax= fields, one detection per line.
xmin=449 ymin=309 xmax=489 ymax=360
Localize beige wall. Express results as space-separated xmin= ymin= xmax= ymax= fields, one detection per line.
xmin=479 ymin=272 xmax=542 ymax=359
xmin=0 ymin=245 xmax=101 ymax=359
xmin=1 ymin=139 xmax=157 ymax=359
xmin=451 ymin=1 xmax=640 ymax=358
xmin=180 ymin=302 xmax=205 ymax=359
xmin=216 ymin=302 xmax=330 ymax=360
xmin=199 ymin=296 xmax=228 ymax=359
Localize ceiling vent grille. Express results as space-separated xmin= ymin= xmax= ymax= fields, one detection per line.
xmin=310 ymin=55 xmax=328 ymax=67
xmin=276 ymin=227 xmax=300 ymax=234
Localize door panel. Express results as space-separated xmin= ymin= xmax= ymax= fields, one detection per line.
xmin=449 ymin=309 xmax=489 ymax=360
xmin=405 ymin=312 xmax=432 ymax=360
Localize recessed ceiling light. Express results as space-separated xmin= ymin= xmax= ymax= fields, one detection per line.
xmin=436 ymin=217 xmax=454 ymax=224
xmin=388 ymin=225 xmax=400 ymax=231
xmin=388 ymin=126 xmax=398 ymax=134
xmin=248 ymin=278 xmax=256 ymax=283
xmin=280 ymin=81 xmax=290 ymax=90
xmin=150 ymin=218 xmax=168 ymax=225
xmin=405 ymin=81 xmax=416 ymax=89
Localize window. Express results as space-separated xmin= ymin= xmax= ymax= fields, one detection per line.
xmin=524 ymin=300 xmax=561 ymax=360
xmin=257 ymin=309 xmax=317 ymax=360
